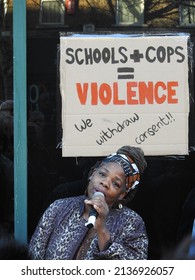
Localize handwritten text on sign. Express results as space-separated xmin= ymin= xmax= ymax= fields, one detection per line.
xmin=60 ymin=34 xmax=190 ymax=156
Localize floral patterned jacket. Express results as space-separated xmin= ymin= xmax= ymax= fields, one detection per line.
xmin=29 ymin=195 xmax=148 ymax=260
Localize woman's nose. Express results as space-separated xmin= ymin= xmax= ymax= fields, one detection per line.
xmin=101 ymin=178 xmax=110 ymax=188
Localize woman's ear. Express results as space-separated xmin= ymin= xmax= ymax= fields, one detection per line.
xmin=88 ymin=169 xmax=96 ymax=181
xmin=118 ymin=190 xmax=128 ymax=200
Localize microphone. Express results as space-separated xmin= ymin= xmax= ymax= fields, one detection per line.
xmin=85 ymin=191 xmax=104 ymax=229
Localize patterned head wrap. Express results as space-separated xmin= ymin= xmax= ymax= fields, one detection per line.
xmin=102 ymin=153 xmax=140 ymax=192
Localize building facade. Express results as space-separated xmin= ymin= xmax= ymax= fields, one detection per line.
xmin=1 ymin=1 xmax=195 ymax=101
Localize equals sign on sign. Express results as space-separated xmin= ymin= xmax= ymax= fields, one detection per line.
xmin=117 ymin=67 xmax=134 ymax=79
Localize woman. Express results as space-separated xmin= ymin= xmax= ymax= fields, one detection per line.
xmin=29 ymin=146 xmax=148 ymax=259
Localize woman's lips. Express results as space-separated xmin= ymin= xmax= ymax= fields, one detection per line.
xmin=93 ymin=188 xmax=105 ymax=197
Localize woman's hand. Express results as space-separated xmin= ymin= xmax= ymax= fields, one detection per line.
xmin=84 ymin=195 xmax=111 ymax=251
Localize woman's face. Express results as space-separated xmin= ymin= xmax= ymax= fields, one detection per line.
xmin=87 ymin=162 xmax=127 ymax=208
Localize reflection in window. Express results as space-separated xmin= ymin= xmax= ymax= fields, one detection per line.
xmin=39 ymin=0 xmax=65 ymax=25
xmin=180 ymin=1 xmax=195 ymax=25
xmin=116 ymin=0 xmax=144 ymax=25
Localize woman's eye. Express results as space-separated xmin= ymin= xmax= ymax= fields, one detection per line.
xmin=113 ymin=181 xmax=120 ymax=188
xmin=99 ymin=171 xmax=105 ymax=177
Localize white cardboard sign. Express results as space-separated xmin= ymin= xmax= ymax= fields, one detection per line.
xmin=60 ymin=34 xmax=190 ymax=156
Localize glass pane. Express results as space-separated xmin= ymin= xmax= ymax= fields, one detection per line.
xmin=118 ymin=0 xmax=144 ymax=24
xmin=0 ymin=100 xmax=14 ymax=237
xmin=41 ymin=1 xmax=63 ymax=23
xmin=181 ymin=2 xmax=195 ymax=25
xmin=26 ymin=39 xmax=86 ymax=238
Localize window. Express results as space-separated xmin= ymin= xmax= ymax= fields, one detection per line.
xmin=115 ymin=0 xmax=144 ymax=26
xmin=180 ymin=1 xmax=195 ymax=26
xmin=39 ymin=0 xmax=65 ymax=25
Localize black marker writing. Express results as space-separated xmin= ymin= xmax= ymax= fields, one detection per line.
xmin=96 ymin=113 xmax=139 ymax=145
